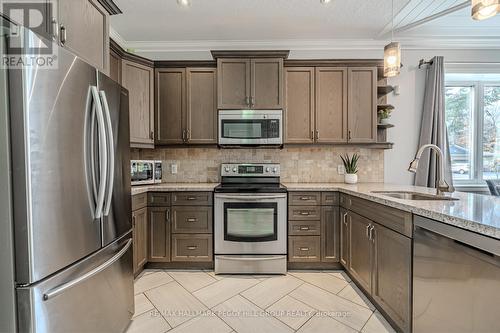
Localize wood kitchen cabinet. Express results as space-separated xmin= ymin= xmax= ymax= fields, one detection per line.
xmin=148 ymin=206 xmax=171 ymax=262
xmin=109 ymin=49 xmax=121 ymax=83
xmin=55 ymin=0 xmax=109 ymax=73
xmin=321 ymin=205 xmax=340 ymax=262
xmin=122 ymin=60 xmax=155 ymax=147
xmin=347 ymin=67 xmax=377 ymax=143
xmin=347 ymin=210 xmax=373 ymax=292
xmin=217 ymin=58 xmax=283 ymax=109
xmin=156 ymin=68 xmax=217 ymax=145
xmin=339 ymin=207 xmax=349 ymax=267
xmin=285 ymin=66 xmax=376 ymax=145
xmin=132 ymin=207 xmax=148 ymax=275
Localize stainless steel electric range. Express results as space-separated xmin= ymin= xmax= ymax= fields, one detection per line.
xmin=214 ymin=163 xmax=287 ymax=274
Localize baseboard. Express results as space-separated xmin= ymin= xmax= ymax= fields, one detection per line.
xmin=145 ymin=262 xmax=214 ymax=270
xmin=287 ymin=262 xmax=342 ymax=270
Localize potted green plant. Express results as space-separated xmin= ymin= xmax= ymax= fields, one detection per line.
xmin=340 ymin=153 xmax=360 ymax=184
xmin=378 ymin=108 xmax=392 ymax=125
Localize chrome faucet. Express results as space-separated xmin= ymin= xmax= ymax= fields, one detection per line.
xmin=408 ymin=144 xmax=454 ymax=195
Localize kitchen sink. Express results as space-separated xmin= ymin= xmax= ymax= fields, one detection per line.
xmin=371 ymin=191 xmax=459 ymax=201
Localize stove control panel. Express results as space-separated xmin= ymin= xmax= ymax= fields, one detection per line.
xmin=221 ymin=163 xmax=280 ymax=177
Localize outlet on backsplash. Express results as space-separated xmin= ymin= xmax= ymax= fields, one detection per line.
xmin=171 ymin=163 xmax=178 ymax=174
xmin=337 ymin=165 xmax=346 ymax=175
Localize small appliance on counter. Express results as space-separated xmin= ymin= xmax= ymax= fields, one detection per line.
xmin=131 ymin=160 xmax=162 ymax=185
xmin=214 ymin=163 xmax=287 ymax=274
xmin=218 ymin=110 xmax=283 ymax=147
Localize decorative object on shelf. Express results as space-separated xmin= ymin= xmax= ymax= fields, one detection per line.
xmin=384 ymin=0 xmax=401 ymax=77
xmin=471 ymin=0 xmax=500 ymax=20
xmin=378 ymin=107 xmax=393 ymax=125
xmin=340 ymin=153 xmax=359 ymax=184
xmin=177 ymin=0 xmax=192 ymax=7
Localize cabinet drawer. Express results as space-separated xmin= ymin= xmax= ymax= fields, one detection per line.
xmin=288 ymin=206 xmax=321 ymax=220
xmin=171 ymin=234 xmax=213 ymax=262
xmin=148 ymin=192 xmax=171 ymax=207
xmin=288 ymin=236 xmax=321 ymax=262
xmin=132 ymin=193 xmax=147 ymax=211
xmin=321 ymin=192 xmax=339 ymax=205
xmin=345 ymin=195 xmax=412 ymax=237
xmin=172 ymin=192 xmax=213 ymax=206
xmin=288 ymin=220 xmax=321 ymax=236
xmin=289 ymin=192 xmax=321 ymax=206
xmin=172 ymin=206 xmax=213 ymax=234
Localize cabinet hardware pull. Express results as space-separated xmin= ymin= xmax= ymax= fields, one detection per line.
xmin=245 ymin=96 xmax=250 ymax=106
xmin=300 ymin=211 xmax=310 ymax=216
xmin=366 ymin=224 xmax=371 ymax=239
xmin=299 ymin=247 xmax=309 ymax=251
xmin=186 ymin=129 xmax=191 ymax=142
xmin=187 ymin=246 xmax=197 ymax=250
xmin=182 ymin=129 xmax=186 ymax=142
xmin=343 ymin=212 xmax=348 ymax=225
xmin=300 ymin=226 xmax=310 ymax=231
xmin=187 ymin=196 xmax=197 ymax=200
xmin=311 ymin=130 xmax=314 ymax=140
xmin=370 ymin=226 xmax=375 ymax=242
xmin=315 ymin=130 xmax=319 ymax=140
xmin=51 ymin=18 xmax=58 ymax=40
xmin=59 ymin=24 xmax=66 ymax=45
xmin=150 ymin=131 xmax=154 ymax=140
xmin=299 ymin=197 xmax=310 ymax=200
xmin=251 ymin=96 xmax=255 ymax=107
xmin=186 ymin=218 xmax=197 ymax=222
xmin=348 ymin=130 xmax=352 ymax=141
xmin=166 ymin=210 xmax=170 ymax=221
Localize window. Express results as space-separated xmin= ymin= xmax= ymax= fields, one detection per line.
xmin=445 ymin=74 xmax=500 ymax=185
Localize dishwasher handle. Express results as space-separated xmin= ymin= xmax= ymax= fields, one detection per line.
xmin=414 ymin=215 xmax=500 ymax=257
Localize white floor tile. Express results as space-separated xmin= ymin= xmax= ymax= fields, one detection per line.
xmin=325 ymin=271 xmax=352 ymax=282
xmin=134 ymin=272 xmax=173 ymax=294
xmin=290 ymin=283 xmax=373 ymax=331
xmin=168 ymin=312 xmax=233 ymax=333
xmin=168 ymin=270 xmax=218 ymax=292
xmin=134 ymin=293 xmax=155 ymax=318
xmin=266 ymin=295 xmax=316 ymax=330
xmin=213 ymin=295 xmax=293 ymax=333
xmin=361 ymin=311 xmax=396 ymax=333
xmin=145 ymin=281 xmax=208 ymax=327
xmin=289 ymin=272 xmax=348 ymax=294
xmin=193 ymin=276 xmax=260 ymax=308
xmin=297 ymin=314 xmax=357 ymax=333
xmin=241 ymin=275 xmax=303 ymax=308
xmin=338 ymin=283 xmax=376 ymax=310
xmin=125 ymin=311 xmax=171 ymax=333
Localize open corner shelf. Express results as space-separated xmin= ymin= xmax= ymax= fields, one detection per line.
xmin=377 ymin=123 xmax=395 ymax=129
xmin=377 ymin=104 xmax=394 ymax=110
xmin=377 ymin=85 xmax=394 ymax=97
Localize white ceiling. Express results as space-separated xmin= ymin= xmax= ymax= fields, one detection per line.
xmin=110 ymin=0 xmax=500 ymax=59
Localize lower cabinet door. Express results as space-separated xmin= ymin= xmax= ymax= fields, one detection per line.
xmin=339 ymin=208 xmax=349 ymax=267
xmin=321 ymin=206 xmax=340 ymax=262
xmin=148 ymin=207 xmax=171 ymax=262
xmin=133 ymin=207 xmax=148 ymax=274
xmin=171 ymin=234 xmax=213 ymax=262
xmin=288 ymin=236 xmax=321 ymax=262
xmin=347 ymin=211 xmax=372 ymax=292
xmin=372 ymin=223 xmax=411 ymax=333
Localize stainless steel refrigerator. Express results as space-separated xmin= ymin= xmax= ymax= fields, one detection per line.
xmin=1 ymin=23 xmax=133 ymax=332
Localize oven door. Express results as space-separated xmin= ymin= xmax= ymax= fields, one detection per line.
xmin=218 ymin=110 xmax=282 ymax=145
xmin=214 ymin=193 xmax=287 ymax=254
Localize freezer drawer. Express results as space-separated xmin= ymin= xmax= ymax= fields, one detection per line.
xmin=17 ymin=235 xmax=134 ymax=333
xmin=413 ymin=216 xmax=500 ymax=333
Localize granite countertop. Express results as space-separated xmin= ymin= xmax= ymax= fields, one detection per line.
xmin=284 ymin=183 xmax=500 ymax=240
xmin=131 ymin=183 xmax=219 ymax=195
xmin=131 ymin=182 xmax=500 ymax=239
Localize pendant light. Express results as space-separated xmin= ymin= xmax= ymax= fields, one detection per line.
xmin=384 ymin=0 xmax=401 ymax=77
xmin=471 ymin=0 xmax=500 ymax=20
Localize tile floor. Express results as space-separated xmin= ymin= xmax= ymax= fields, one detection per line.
xmin=126 ymin=269 xmax=396 ymax=333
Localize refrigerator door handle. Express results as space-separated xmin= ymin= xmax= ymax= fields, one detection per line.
xmin=99 ymin=90 xmax=115 ymax=216
xmin=91 ymin=86 xmax=107 ymax=219
xmin=42 ymin=238 xmax=132 ymax=301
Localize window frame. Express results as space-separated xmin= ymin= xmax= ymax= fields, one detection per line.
xmin=445 ymin=79 xmax=500 ymax=186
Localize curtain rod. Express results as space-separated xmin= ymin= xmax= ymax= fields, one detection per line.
xmin=418 ymin=60 xmax=500 ymax=69
xmin=418 ymin=59 xmax=433 ymax=69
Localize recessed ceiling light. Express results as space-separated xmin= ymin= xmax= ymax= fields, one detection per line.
xmin=320 ymin=0 xmax=332 ymax=4
xmin=471 ymin=0 xmax=500 ymax=20
xmin=177 ymin=0 xmax=191 ymax=7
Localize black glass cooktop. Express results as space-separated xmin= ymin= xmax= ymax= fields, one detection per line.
xmin=214 ymin=183 xmax=288 ymax=193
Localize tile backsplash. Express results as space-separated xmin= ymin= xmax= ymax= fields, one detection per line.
xmin=131 ymin=146 xmax=384 ymax=183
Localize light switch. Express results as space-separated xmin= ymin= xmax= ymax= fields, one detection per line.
xmin=171 ymin=163 xmax=178 ymax=174
xmin=338 ymin=165 xmax=345 ymax=175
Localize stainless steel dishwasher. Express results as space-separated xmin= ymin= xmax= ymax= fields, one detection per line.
xmin=413 ymin=215 xmax=500 ymax=333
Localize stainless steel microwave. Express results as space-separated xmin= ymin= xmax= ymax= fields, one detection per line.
xmin=131 ymin=160 xmax=162 ymax=185
xmin=218 ymin=110 xmax=283 ymax=146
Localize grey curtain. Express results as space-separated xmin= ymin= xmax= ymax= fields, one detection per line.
xmin=414 ymin=56 xmax=454 ymax=189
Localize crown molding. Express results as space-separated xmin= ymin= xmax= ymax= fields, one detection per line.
xmin=109 ymin=27 xmax=127 ymax=49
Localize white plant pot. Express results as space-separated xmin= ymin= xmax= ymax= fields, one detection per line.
xmin=344 ymin=173 xmax=358 ymax=184
xmin=379 ymin=118 xmax=390 ymax=125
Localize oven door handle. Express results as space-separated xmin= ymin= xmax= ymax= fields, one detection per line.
xmin=216 ymin=255 xmax=286 ymax=261
xmin=215 ymin=194 xmax=287 ymax=200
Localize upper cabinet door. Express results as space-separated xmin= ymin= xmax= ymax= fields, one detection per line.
xmin=315 ymin=67 xmax=348 ymax=143
xmin=347 ymin=67 xmax=377 ymax=143
xmin=57 ymin=0 xmax=109 ymax=72
xmin=251 ymin=58 xmax=283 ymax=109
xmin=156 ymin=68 xmax=186 ymax=144
xmin=109 ymin=50 xmax=121 ymax=84
xmin=217 ymin=59 xmax=251 ymax=109
xmin=186 ymin=68 xmax=217 ymax=144
xmin=121 ymin=60 xmax=154 ymax=147
xmin=284 ymin=67 xmax=315 ymax=144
